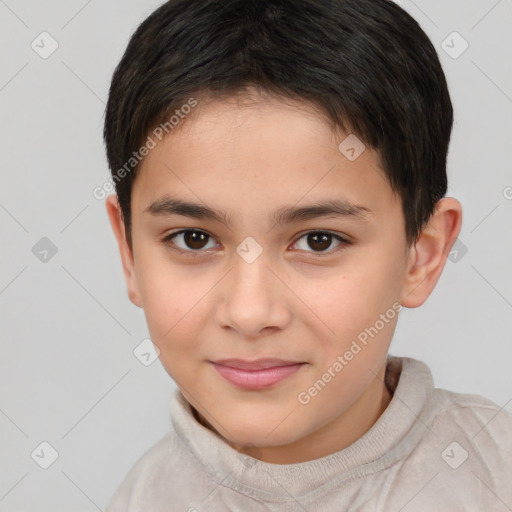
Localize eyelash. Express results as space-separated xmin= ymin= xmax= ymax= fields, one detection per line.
xmin=161 ymin=229 xmax=352 ymax=258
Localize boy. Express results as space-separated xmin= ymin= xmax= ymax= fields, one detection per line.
xmin=102 ymin=0 xmax=512 ymax=510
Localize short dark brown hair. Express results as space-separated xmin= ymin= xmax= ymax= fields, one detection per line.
xmin=103 ymin=0 xmax=453 ymax=248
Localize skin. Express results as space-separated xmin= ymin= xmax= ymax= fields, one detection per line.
xmin=106 ymin=91 xmax=462 ymax=464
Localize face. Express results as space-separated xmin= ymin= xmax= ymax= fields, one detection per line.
xmin=109 ymin=92 xmax=420 ymax=463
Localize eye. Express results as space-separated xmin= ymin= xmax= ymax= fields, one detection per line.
xmin=292 ymin=231 xmax=351 ymax=255
xmin=162 ymin=229 xmax=218 ymax=254
xmin=161 ymin=229 xmax=351 ymax=258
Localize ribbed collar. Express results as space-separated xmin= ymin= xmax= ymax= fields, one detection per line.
xmin=170 ymin=356 xmax=437 ymax=501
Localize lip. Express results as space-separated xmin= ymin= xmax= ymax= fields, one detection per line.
xmin=210 ymin=359 xmax=305 ymax=390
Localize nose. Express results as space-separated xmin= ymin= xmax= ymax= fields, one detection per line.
xmin=215 ymin=251 xmax=291 ymax=339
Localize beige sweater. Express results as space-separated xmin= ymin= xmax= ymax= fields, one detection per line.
xmin=106 ymin=356 xmax=512 ymax=511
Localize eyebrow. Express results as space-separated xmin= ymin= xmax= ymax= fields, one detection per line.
xmin=144 ymin=196 xmax=372 ymax=226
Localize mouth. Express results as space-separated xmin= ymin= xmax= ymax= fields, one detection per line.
xmin=210 ymin=358 xmax=306 ymax=390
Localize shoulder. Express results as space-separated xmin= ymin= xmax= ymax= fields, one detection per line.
xmin=385 ymin=381 xmax=512 ymax=509
xmin=426 ymin=388 xmax=512 ymax=501
xmin=431 ymin=387 xmax=512 ymax=444
xmin=394 ymin=357 xmax=512 ymax=457
xmin=105 ymin=430 xmax=181 ymax=512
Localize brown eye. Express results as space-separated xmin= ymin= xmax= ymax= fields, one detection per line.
xmin=293 ymin=231 xmax=349 ymax=254
xmin=163 ymin=230 xmax=217 ymax=252
xmin=307 ymin=233 xmax=332 ymax=252
xmin=182 ymin=230 xmax=209 ymax=250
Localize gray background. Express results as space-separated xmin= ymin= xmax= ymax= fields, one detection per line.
xmin=0 ymin=0 xmax=511 ymax=510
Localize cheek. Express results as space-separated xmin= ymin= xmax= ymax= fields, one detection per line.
xmin=142 ymin=284 xmax=205 ymax=383
xmin=134 ymin=251 xmax=206 ymax=363
xmin=291 ymin=255 xmax=403 ymax=363
xmin=297 ymin=258 xmax=400 ymax=327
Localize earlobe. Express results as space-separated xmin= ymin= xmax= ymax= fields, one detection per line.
xmin=400 ymin=198 xmax=463 ymax=308
xmin=105 ymin=195 xmax=143 ymax=308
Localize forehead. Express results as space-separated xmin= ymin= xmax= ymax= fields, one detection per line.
xmin=131 ymin=95 xmax=398 ymax=225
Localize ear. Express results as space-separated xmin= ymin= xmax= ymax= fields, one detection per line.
xmin=105 ymin=194 xmax=142 ymax=308
xmin=400 ymin=197 xmax=463 ymax=308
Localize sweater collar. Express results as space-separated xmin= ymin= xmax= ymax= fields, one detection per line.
xmin=170 ymin=356 xmax=436 ymax=500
